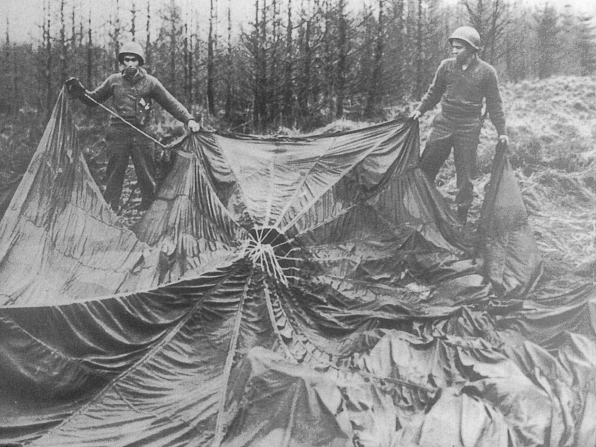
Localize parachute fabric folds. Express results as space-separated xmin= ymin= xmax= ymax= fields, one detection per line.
xmin=0 ymin=92 xmax=595 ymax=447
xmin=0 ymin=89 xmax=161 ymax=306
xmin=479 ymin=142 xmax=543 ymax=297
xmin=133 ymin=134 xmax=244 ymax=283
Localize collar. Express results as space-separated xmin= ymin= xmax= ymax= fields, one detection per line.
xmin=461 ymin=55 xmax=479 ymax=71
xmin=120 ymin=67 xmax=147 ymax=84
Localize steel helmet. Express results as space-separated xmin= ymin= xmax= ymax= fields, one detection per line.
xmin=118 ymin=41 xmax=145 ymax=65
xmin=448 ymin=26 xmax=481 ymax=51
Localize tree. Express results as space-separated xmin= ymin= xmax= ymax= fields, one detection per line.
xmin=296 ymin=0 xmax=313 ymax=123
xmin=43 ymin=0 xmax=54 ymax=117
xmin=335 ymin=0 xmax=349 ymax=118
xmin=535 ymin=4 xmax=560 ymax=79
xmin=576 ymin=14 xmax=596 ymax=76
xmin=131 ymin=0 xmax=138 ymax=39
xmin=156 ymin=0 xmax=183 ymax=95
xmin=145 ymin=0 xmax=152 ymax=65
xmin=86 ymin=8 xmax=94 ymax=88
xmin=461 ymin=0 xmax=511 ymax=65
xmin=281 ymin=0 xmax=295 ymax=123
xmin=364 ymin=0 xmax=385 ymax=118
xmin=110 ymin=0 xmax=121 ymax=72
xmin=207 ymin=0 xmax=217 ymax=115
xmin=384 ymin=0 xmax=406 ymax=103
xmin=59 ymin=0 xmax=69 ymax=82
xmin=225 ymin=0 xmax=234 ymax=120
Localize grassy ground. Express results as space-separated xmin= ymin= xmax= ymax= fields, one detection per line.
xmin=481 ymin=76 xmax=595 ymax=273
xmin=1 ymin=76 xmax=594 ymax=275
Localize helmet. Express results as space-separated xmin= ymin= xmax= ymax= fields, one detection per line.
xmin=448 ymin=26 xmax=481 ymax=51
xmin=118 ymin=41 xmax=145 ymax=65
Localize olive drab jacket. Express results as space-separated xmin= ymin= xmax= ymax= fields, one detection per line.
xmin=416 ymin=57 xmax=506 ymax=136
xmin=84 ymin=68 xmax=194 ymax=127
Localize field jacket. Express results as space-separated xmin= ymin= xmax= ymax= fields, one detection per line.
xmin=85 ymin=68 xmax=193 ymax=127
xmin=417 ymin=57 xmax=506 ymax=136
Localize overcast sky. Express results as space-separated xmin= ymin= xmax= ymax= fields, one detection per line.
xmin=1 ymin=0 xmax=594 ymax=44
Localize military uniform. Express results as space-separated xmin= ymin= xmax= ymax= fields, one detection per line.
xmin=82 ymin=68 xmax=194 ymax=210
xmin=416 ymin=56 xmax=506 ymax=213
xmin=67 ymin=41 xmax=199 ymax=211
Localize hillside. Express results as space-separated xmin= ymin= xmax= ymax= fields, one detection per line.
xmin=466 ymin=76 xmax=595 ymax=275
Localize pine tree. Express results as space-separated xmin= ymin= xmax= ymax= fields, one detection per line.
xmin=535 ymin=4 xmax=560 ymax=79
xmin=576 ymin=14 xmax=596 ymax=76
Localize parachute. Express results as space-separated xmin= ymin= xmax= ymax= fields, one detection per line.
xmin=0 ymin=89 xmax=594 ymax=446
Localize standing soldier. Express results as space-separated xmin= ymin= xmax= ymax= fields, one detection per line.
xmin=66 ymin=41 xmax=201 ymax=212
xmin=410 ymin=26 xmax=509 ymax=224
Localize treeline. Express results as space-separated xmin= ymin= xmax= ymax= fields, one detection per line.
xmin=1 ymin=0 xmax=595 ymax=133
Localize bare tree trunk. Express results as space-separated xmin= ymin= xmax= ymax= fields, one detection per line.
xmin=189 ymin=4 xmax=195 ymax=105
xmin=253 ymin=0 xmax=268 ymax=131
xmin=184 ymin=17 xmax=189 ymax=102
xmin=270 ymin=0 xmax=280 ymax=125
xmin=260 ymin=0 xmax=268 ymax=126
xmin=298 ymin=0 xmax=312 ymax=119
xmin=145 ymin=0 xmax=151 ymax=65
xmin=112 ymin=0 xmax=121 ymax=72
xmin=169 ymin=0 xmax=177 ymax=95
xmin=71 ymin=3 xmax=76 ymax=50
xmin=336 ymin=0 xmax=347 ymax=118
xmin=322 ymin=0 xmax=333 ymax=118
xmin=207 ymin=0 xmax=216 ymax=115
xmin=4 ymin=17 xmax=14 ymax=115
xmin=391 ymin=0 xmax=405 ymax=101
xmin=282 ymin=0 xmax=294 ymax=123
xmin=87 ymin=8 xmax=93 ymax=88
xmin=415 ymin=0 xmax=424 ymax=99
xmin=364 ymin=0 xmax=384 ymax=117
xmin=60 ymin=0 xmax=68 ymax=82
xmin=43 ymin=0 xmax=53 ymax=118
xmin=489 ymin=0 xmax=498 ymax=62
xmin=131 ymin=0 xmax=137 ymax=39
xmin=225 ymin=0 xmax=233 ymax=120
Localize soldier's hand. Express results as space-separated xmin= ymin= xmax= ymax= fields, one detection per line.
xmin=409 ymin=110 xmax=422 ymax=120
xmin=188 ymin=119 xmax=201 ymax=133
xmin=498 ymin=134 xmax=509 ymax=145
xmin=65 ymin=77 xmax=86 ymax=99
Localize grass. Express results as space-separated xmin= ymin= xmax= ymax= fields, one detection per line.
xmin=451 ymin=76 xmax=595 ymax=273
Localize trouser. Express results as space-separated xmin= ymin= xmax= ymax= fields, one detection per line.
xmin=420 ymin=113 xmax=482 ymax=209
xmin=103 ymin=124 xmax=157 ymax=210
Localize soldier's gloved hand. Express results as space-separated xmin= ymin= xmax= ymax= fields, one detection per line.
xmin=498 ymin=134 xmax=509 ymax=145
xmin=188 ymin=119 xmax=201 ymax=133
xmin=409 ymin=110 xmax=422 ymax=120
xmin=65 ymin=77 xmax=86 ymax=99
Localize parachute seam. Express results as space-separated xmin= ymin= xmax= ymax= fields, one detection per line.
xmin=32 ymin=264 xmax=245 ymax=438
xmin=0 ymin=315 xmax=112 ymax=378
xmin=271 ymin=135 xmax=340 ymax=229
xmin=279 ymin=127 xmax=406 ymax=232
xmin=212 ymin=267 xmax=254 ymax=446
xmin=206 ymin=134 xmax=258 ymax=226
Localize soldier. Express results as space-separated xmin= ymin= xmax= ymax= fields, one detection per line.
xmin=410 ymin=26 xmax=509 ymax=224
xmin=66 ymin=41 xmax=201 ymax=212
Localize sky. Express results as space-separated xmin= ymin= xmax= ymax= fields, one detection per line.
xmin=1 ymin=0 xmax=595 ymax=44
xmin=0 ymin=0 xmax=257 ymax=43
